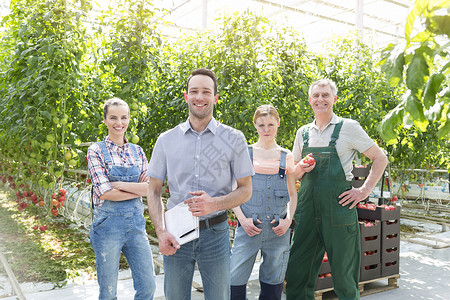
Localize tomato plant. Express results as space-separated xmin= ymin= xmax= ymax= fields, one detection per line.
xmin=379 ymin=0 xmax=450 ymax=142
xmin=0 ymin=1 xmax=447 ymax=216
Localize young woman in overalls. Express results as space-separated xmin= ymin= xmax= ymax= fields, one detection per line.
xmin=87 ymin=98 xmax=156 ymax=300
xmin=230 ymin=105 xmax=297 ymax=299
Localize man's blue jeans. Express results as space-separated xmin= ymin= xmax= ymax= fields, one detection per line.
xmin=163 ymin=220 xmax=230 ymax=300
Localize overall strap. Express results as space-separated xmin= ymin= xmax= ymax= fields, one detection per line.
xmin=129 ymin=143 xmax=140 ymax=163
xmin=302 ymin=125 xmax=310 ymax=148
xmin=278 ymin=149 xmax=287 ymax=178
xmin=248 ymin=146 xmax=253 ymax=165
xmin=329 ymin=119 xmax=344 ymax=147
xmin=279 ymin=149 xmax=287 ymax=169
xmin=98 ymin=141 xmax=112 ymax=164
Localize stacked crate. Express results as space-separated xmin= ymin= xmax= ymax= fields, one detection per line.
xmin=353 ymin=165 xmax=400 ymax=280
xmin=357 ymin=206 xmax=401 ymax=278
xmin=313 ymin=166 xmax=400 ymax=293
xmin=381 ymin=218 xmax=400 ymax=276
xmin=315 ymin=253 xmax=333 ymax=290
xmin=352 ymin=166 xmax=370 ymax=202
xmin=359 ymin=220 xmax=381 ymax=281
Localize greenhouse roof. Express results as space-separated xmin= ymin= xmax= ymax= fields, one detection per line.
xmin=154 ymin=0 xmax=420 ymax=51
xmin=0 ymin=0 xmax=423 ymax=52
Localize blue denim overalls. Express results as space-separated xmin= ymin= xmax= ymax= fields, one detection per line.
xmin=90 ymin=141 xmax=156 ymax=300
xmin=230 ymin=146 xmax=291 ymax=298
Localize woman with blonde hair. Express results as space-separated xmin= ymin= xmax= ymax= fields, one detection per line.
xmin=230 ymin=104 xmax=297 ymax=299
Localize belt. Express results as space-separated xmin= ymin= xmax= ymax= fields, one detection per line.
xmin=199 ymin=213 xmax=227 ymax=229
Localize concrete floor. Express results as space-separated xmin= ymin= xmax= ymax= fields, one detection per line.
xmin=2 ymin=226 xmax=449 ymax=300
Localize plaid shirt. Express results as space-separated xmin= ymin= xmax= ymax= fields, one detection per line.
xmin=87 ymin=136 xmax=148 ymax=207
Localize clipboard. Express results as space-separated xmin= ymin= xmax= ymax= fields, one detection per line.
xmin=164 ymin=201 xmax=199 ymax=245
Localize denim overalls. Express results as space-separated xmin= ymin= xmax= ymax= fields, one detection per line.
xmin=230 ymin=146 xmax=291 ymax=292
xmin=90 ymin=141 xmax=156 ymax=300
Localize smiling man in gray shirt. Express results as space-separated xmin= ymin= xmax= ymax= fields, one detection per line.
xmin=147 ymin=68 xmax=254 ymax=300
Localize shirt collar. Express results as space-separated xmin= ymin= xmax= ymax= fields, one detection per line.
xmin=180 ymin=117 xmax=218 ymax=135
xmin=104 ymin=136 xmax=129 ymax=149
xmin=311 ymin=113 xmax=339 ymax=131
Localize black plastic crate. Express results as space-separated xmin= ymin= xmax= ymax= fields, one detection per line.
xmin=352 ymin=166 xmax=371 ymax=178
xmin=318 ymin=261 xmax=331 ymax=274
xmin=381 ymin=246 xmax=399 ymax=263
xmin=362 ymin=249 xmax=380 ymax=266
xmin=381 ymin=232 xmax=400 ymax=249
xmin=353 ymin=179 xmax=365 ymax=188
xmin=382 ymin=219 xmax=400 ymax=235
xmin=381 ymin=260 xmax=399 ymax=277
xmin=357 ymin=206 xmax=400 ymax=222
xmin=360 ymin=263 xmax=381 ymax=282
xmin=359 ymin=221 xmax=381 ymax=252
xmin=315 ymin=276 xmax=333 ymax=291
xmin=314 ymin=257 xmax=333 ymax=291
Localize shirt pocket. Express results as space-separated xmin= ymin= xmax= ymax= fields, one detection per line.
xmin=275 ymin=189 xmax=289 ymax=207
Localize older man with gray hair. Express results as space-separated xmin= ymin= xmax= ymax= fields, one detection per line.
xmin=286 ymin=79 xmax=388 ymax=299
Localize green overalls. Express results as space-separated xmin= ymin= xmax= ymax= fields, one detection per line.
xmin=286 ymin=119 xmax=361 ymax=300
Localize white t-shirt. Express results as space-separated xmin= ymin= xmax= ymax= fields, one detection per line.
xmin=292 ymin=114 xmax=375 ymax=181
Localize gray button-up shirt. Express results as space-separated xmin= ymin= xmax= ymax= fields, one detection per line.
xmin=147 ymin=117 xmax=254 ymax=220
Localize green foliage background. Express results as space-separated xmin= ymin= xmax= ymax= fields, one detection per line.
xmin=0 ymin=0 xmax=448 ymax=196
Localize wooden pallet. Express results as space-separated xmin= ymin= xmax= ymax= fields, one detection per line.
xmin=314 ymin=274 xmax=400 ymax=300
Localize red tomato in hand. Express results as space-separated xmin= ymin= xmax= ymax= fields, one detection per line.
xmin=302 ymin=153 xmax=315 ymax=166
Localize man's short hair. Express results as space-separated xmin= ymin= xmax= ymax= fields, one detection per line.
xmin=309 ymin=79 xmax=338 ymax=97
xmin=186 ymin=68 xmax=218 ymax=95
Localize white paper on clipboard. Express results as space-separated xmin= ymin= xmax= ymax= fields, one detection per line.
xmin=164 ymin=202 xmax=199 ymax=245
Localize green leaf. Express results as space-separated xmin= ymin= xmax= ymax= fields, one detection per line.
xmin=276 ymin=72 xmax=283 ymax=84
xmin=405 ymin=92 xmax=429 ymax=131
xmin=405 ymin=48 xmax=429 ymax=91
xmin=410 ymin=31 xmax=433 ymax=43
xmin=429 ymin=15 xmax=450 ymax=38
xmin=423 ymin=73 xmax=445 ymax=108
xmin=122 ymin=83 xmax=132 ymax=94
xmin=437 ymin=119 xmax=450 ymax=139
xmin=405 ymin=92 xmax=422 ymax=120
xmin=380 ymin=46 xmax=405 ymax=87
xmin=379 ymin=105 xmax=403 ymax=144
xmin=405 ymin=0 xmax=433 ymax=44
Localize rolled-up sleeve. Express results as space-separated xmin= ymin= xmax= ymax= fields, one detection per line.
xmin=292 ymin=126 xmax=305 ymax=163
xmin=231 ymin=131 xmax=254 ymax=179
xmin=147 ymin=136 xmax=167 ymax=181
xmin=136 ymin=145 xmax=149 ymax=175
xmin=87 ymin=144 xmax=113 ymax=203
